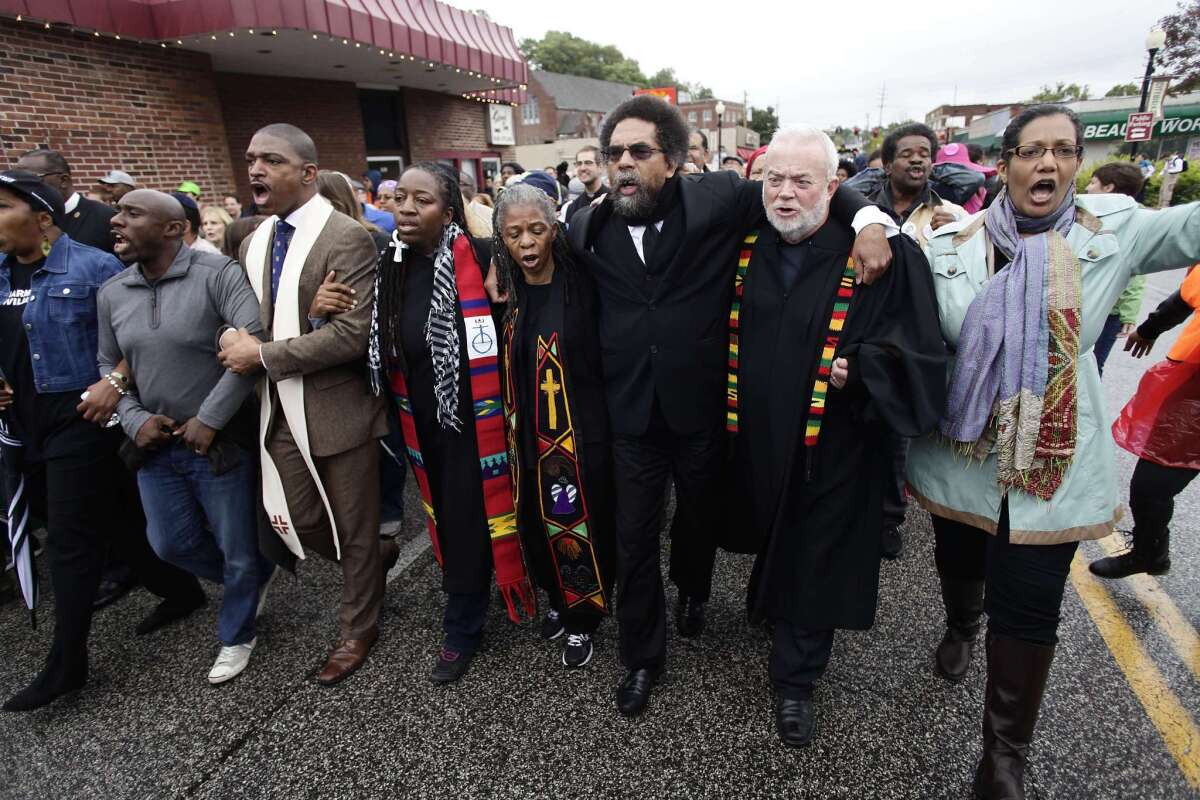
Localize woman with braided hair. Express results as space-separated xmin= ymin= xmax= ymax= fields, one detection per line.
xmin=493 ymin=183 xmax=616 ymax=668
xmin=368 ymin=162 xmax=534 ymax=684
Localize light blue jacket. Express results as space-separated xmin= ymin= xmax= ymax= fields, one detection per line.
xmin=908 ymin=194 xmax=1200 ymax=544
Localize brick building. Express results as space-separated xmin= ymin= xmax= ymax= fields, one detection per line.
xmin=0 ymin=1 xmax=528 ymax=204
xmin=517 ymin=70 xmax=636 ymax=146
xmin=925 ymin=103 xmax=1013 ymax=143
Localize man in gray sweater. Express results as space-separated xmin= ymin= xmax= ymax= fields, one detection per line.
xmin=97 ymin=189 xmax=272 ymax=684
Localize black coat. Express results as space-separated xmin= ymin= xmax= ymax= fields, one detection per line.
xmin=61 ymin=196 xmax=116 ymax=254
xmin=567 ymin=173 xmax=872 ymax=437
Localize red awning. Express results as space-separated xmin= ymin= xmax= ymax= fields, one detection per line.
xmin=0 ymin=0 xmax=527 ymax=86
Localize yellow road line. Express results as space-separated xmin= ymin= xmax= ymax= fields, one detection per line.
xmin=1092 ymin=536 xmax=1200 ymax=681
xmin=1070 ymin=552 xmax=1200 ymax=792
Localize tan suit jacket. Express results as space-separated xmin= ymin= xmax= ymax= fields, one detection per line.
xmin=240 ymin=208 xmax=386 ymax=458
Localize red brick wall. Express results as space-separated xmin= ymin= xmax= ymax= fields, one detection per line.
xmin=406 ymin=89 xmax=516 ymax=162
xmin=0 ymin=18 xmax=236 ymax=203
xmin=515 ymin=75 xmax=559 ymax=146
xmin=215 ymin=72 xmax=368 ymax=204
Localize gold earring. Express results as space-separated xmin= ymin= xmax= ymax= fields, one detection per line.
xmin=41 ymin=236 xmax=51 ymax=257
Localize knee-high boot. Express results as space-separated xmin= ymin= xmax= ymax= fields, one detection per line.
xmin=935 ymin=574 xmax=985 ymax=682
xmin=973 ymin=633 xmax=1055 ymax=800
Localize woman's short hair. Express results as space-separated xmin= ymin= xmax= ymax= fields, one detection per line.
xmin=201 ymin=205 xmax=233 ymax=227
xmin=1091 ymin=162 xmax=1145 ymax=198
xmin=1000 ymin=105 xmax=1083 ymax=163
xmin=494 ymin=182 xmax=557 ymax=233
xmin=600 ymin=95 xmax=690 ymax=168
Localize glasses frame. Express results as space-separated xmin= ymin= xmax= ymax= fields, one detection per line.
xmin=601 ymin=144 xmax=664 ymax=164
xmin=1005 ymin=144 xmax=1084 ymax=161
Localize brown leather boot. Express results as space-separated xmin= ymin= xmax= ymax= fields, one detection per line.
xmin=316 ymin=626 xmax=379 ymax=686
xmin=973 ymin=633 xmax=1055 ymax=800
xmin=935 ymin=575 xmax=985 ymax=682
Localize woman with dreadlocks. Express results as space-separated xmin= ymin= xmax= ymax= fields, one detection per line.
xmin=494 ymin=183 xmax=615 ymax=668
xmin=368 ymin=163 xmax=534 ymax=684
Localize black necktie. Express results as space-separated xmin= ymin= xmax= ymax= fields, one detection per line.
xmin=642 ymin=222 xmax=659 ymax=268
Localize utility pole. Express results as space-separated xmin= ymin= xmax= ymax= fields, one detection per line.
xmin=877 ymin=83 xmax=886 ymax=130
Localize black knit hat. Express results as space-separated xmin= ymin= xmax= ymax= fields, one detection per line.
xmin=0 ymin=170 xmax=65 ymax=224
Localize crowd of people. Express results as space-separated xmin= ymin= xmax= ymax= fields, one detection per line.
xmin=1 ymin=94 xmax=1198 ymax=800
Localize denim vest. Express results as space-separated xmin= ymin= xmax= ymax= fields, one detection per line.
xmin=0 ymin=235 xmax=123 ymax=393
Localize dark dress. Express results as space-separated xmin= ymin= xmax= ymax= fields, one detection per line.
xmin=506 ymin=265 xmax=615 ymax=631
xmin=739 ymin=221 xmax=946 ymax=631
xmin=396 ymin=241 xmax=496 ymax=594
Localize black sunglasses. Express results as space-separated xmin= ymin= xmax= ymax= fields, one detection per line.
xmin=602 ymin=144 xmax=663 ymax=163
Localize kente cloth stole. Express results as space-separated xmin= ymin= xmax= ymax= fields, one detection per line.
xmin=502 ymin=316 xmax=608 ymax=613
xmin=391 ymin=235 xmax=534 ymax=624
xmin=724 ymin=230 xmax=857 ymax=448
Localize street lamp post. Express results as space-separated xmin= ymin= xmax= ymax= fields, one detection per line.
xmin=715 ymin=100 xmax=726 ymax=168
xmin=1131 ymin=27 xmax=1167 ymax=161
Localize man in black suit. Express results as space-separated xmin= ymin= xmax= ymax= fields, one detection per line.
xmin=17 ymin=149 xmax=116 ymax=254
xmin=561 ymin=96 xmax=897 ymax=716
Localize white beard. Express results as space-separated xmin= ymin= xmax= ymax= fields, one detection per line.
xmin=766 ymin=194 xmax=830 ymax=244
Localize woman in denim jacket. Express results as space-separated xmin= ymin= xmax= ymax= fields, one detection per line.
xmin=0 ymin=171 xmax=202 ymax=712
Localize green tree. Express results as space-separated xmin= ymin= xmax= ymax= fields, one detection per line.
xmin=1027 ymin=82 xmax=1091 ymax=102
xmin=520 ymin=31 xmax=646 ymax=85
xmin=645 ymin=67 xmax=678 ymax=88
xmin=1159 ymin=0 xmax=1200 ymax=93
xmin=748 ymin=106 xmax=780 ymax=144
xmin=1105 ymin=82 xmax=1141 ymax=97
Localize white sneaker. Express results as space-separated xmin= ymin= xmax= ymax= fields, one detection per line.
xmin=256 ymin=569 xmax=278 ymax=618
xmin=208 ymin=638 xmax=256 ymax=685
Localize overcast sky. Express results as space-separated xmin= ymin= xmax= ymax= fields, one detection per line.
xmin=466 ymin=0 xmax=1182 ymax=128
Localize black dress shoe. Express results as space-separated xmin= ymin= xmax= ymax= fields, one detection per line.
xmin=135 ymin=596 xmax=206 ymax=636
xmin=92 ymin=575 xmax=137 ymax=611
xmin=2 ymin=675 xmax=85 ymax=712
xmin=881 ymin=526 xmax=903 ymax=561
xmin=775 ymin=696 xmax=816 ymax=747
xmin=675 ymin=596 xmax=706 ymax=638
xmin=616 ymin=668 xmax=659 ymax=717
xmin=430 ymin=647 xmax=474 ymax=684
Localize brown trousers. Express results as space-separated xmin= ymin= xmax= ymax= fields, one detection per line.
xmin=266 ymin=416 xmax=383 ymax=639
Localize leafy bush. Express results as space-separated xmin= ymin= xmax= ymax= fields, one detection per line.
xmin=1076 ymin=157 xmax=1200 ymax=206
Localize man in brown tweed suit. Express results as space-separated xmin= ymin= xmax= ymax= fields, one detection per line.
xmin=220 ymin=123 xmax=397 ymax=685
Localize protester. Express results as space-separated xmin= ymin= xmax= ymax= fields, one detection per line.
xmin=906 ymin=105 xmax=1200 ymax=800
xmin=316 ymin=170 xmax=391 ymax=253
xmin=500 ymin=162 xmax=525 ymax=186
xmin=375 ymin=179 xmax=397 ymax=218
xmin=218 ymin=123 xmax=397 ymax=686
xmin=866 ymin=149 xmax=883 ymax=170
xmin=96 ymin=170 xmax=137 ymax=207
xmin=721 ymin=155 xmax=745 ymax=173
xmin=458 ymin=171 xmax=494 ymax=239
xmin=368 ymin=162 xmax=534 ymax=684
xmin=1093 ymin=269 xmax=1200 ymax=579
xmin=734 ymin=126 xmax=945 ymax=747
xmin=491 ymin=183 xmax=616 ymax=668
xmin=1085 ymin=162 xmax=1147 ymax=374
xmin=176 ymin=181 xmax=202 ymax=203
xmin=16 ymin=149 xmax=117 ymax=254
xmin=687 ymin=129 xmax=711 ymax=172
xmin=564 ymin=146 xmax=608 ymax=224
xmin=744 ymin=145 xmax=769 ymax=181
xmin=836 ymin=158 xmax=857 ymax=182
xmin=556 ymin=95 xmax=896 ymax=717
xmin=201 ymin=205 xmax=233 ymax=251
xmin=353 ymin=179 xmax=396 ymax=234
xmin=171 ymin=192 xmax=220 ymax=255
xmin=223 ymin=194 xmax=245 ymax=219
xmin=970 ymin=144 xmax=1003 ymax=208
xmin=1159 ymin=151 xmax=1186 ymax=208
xmin=0 ymin=171 xmax=203 ymax=711
xmin=935 ymin=142 xmax=995 ymax=214
xmin=98 ymin=189 xmax=272 ymax=684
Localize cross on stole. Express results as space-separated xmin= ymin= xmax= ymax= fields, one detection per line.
xmin=540 ymin=368 xmax=561 ymax=430
xmin=270 ymin=515 xmax=290 ymax=539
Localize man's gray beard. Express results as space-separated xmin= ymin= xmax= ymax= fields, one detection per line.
xmin=766 ymin=196 xmax=830 ymax=244
xmin=610 ymin=182 xmax=657 ymax=218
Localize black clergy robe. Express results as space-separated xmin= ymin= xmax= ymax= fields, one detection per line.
xmin=740 ymin=219 xmax=946 ymax=631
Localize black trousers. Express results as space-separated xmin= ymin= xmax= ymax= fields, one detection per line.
xmin=881 ymin=433 xmax=910 ymax=531
xmin=1130 ymin=458 xmax=1199 ymax=540
xmin=769 ymin=623 xmax=834 ymax=700
xmin=21 ymin=444 xmax=203 ymax=691
xmin=612 ymin=415 xmax=723 ymax=671
xmin=932 ymin=501 xmax=1077 ymax=646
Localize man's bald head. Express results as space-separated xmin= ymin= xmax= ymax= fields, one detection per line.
xmin=253 ymin=123 xmax=318 ymax=164
xmin=120 ymin=189 xmax=186 ymax=222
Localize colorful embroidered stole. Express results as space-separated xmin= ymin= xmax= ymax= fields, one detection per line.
xmin=391 ymin=235 xmax=534 ymax=624
xmin=724 ymin=229 xmax=857 ymax=448
xmin=503 ymin=313 xmax=608 ymax=613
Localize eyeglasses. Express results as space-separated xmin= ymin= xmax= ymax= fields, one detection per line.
xmin=601 ymin=144 xmax=663 ymax=163
xmin=1006 ymin=145 xmax=1084 ymax=160
xmin=34 ymin=171 xmax=65 ymax=180
xmin=574 ymin=159 xmax=597 ymax=168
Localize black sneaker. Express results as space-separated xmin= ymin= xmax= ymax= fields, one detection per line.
xmin=540 ymin=609 xmax=565 ymax=640
xmin=881 ymin=526 xmax=903 ymax=561
xmin=430 ymin=647 xmax=474 ymax=684
xmin=562 ymin=632 xmax=594 ymax=668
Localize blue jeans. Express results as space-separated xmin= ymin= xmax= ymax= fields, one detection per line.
xmin=138 ymin=442 xmax=270 ymax=646
xmin=1094 ymin=313 xmax=1124 ymax=376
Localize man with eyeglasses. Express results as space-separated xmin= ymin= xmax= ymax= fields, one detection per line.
xmin=17 ymin=149 xmax=116 ymax=255
xmin=555 ymin=95 xmax=897 ymax=717
xmin=563 ymin=146 xmax=608 ymax=225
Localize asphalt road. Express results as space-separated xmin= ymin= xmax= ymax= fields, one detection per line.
xmin=0 ymin=269 xmax=1197 ymax=800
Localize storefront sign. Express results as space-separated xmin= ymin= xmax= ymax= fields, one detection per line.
xmin=1148 ymin=77 xmax=1171 ymax=120
xmin=487 ymin=104 xmax=515 ymax=146
xmin=1124 ymin=112 xmax=1154 ymax=142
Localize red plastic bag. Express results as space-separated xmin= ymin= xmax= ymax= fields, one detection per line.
xmin=1112 ymin=359 xmax=1200 ymax=469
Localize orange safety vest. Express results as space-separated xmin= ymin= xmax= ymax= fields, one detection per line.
xmin=1168 ymin=266 xmax=1200 ymax=364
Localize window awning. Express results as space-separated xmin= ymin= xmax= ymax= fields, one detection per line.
xmin=2 ymin=0 xmax=527 ymax=100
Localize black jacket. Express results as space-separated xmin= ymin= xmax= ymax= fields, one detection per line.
xmin=61 ymin=195 xmax=116 ymax=254
xmin=567 ymin=171 xmax=871 ymax=436
xmin=564 ymin=187 xmax=608 ymax=226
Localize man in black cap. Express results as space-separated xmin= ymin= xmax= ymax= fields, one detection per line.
xmin=16 ymin=149 xmax=116 ymax=254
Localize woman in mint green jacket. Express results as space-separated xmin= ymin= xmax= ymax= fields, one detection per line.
xmin=906 ymin=105 xmax=1200 ymax=800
